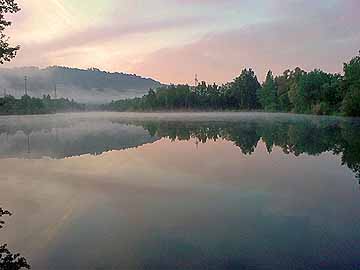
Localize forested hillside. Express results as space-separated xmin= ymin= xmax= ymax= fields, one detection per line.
xmin=0 ymin=66 xmax=162 ymax=103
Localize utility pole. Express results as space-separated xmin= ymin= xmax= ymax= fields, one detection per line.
xmin=54 ymin=82 xmax=57 ymax=99
xmin=195 ymin=74 xmax=199 ymax=87
xmin=3 ymin=88 xmax=6 ymax=97
xmin=24 ymin=76 xmax=28 ymax=96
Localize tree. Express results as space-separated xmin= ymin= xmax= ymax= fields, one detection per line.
xmin=145 ymin=88 xmax=157 ymax=110
xmin=319 ymin=73 xmax=342 ymax=113
xmin=279 ymin=67 xmax=306 ymax=112
xmin=0 ymin=208 xmax=11 ymax=229
xmin=342 ymin=86 xmax=360 ymax=117
xmin=343 ymin=51 xmax=360 ymax=90
xmin=207 ymin=83 xmax=221 ymax=109
xmin=0 ymin=208 xmax=30 ymax=269
xmin=291 ymin=69 xmax=335 ymax=114
xmin=258 ymin=70 xmax=278 ymax=111
xmin=275 ymin=68 xmax=306 ymax=112
xmin=342 ymin=51 xmax=360 ymax=116
xmin=0 ymin=0 xmax=20 ymax=64
xmin=228 ymin=69 xmax=261 ymax=110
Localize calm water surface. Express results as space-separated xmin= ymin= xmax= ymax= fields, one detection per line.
xmin=0 ymin=112 xmax=359 ymax=270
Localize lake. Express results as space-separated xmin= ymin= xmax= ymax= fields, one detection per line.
xmin=0 ymin=112 xmax=359 ymax=270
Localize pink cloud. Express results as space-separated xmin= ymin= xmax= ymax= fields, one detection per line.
xmin=3 ymin=0 xmax=360 ymax=85
xmin=4 ymin=14 xmax=210 ymax=70
xmin=131 ymin=6 xmax=360 ymax=84
xmin=22 ymin=16 xmax=208 ymax=53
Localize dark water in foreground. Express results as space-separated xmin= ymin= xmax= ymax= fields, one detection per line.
xmin=0 ymin=112 xmax=359 ymax=270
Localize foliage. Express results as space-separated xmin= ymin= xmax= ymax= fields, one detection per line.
xmin=257 ymin=70 xmax=278 ymax=111
xmin=229 ymin=69 xmax=261 ymax=109
xmin=343 ymin=51 xmax=360 ymax=90
xmin=341 ymin=51 xmax=360 ymax=117
xmin=279 ymin=67 xmax=306 ymax=112
xmin=0 ymin=95 xmax=85 ymax=115
xmin=342 ymin=86 xmax=360 ymax=117
xmin=0 ymin=208 xmax=11 ymax=229
xmin=0 ymin=208 xmax=30 ymax=269
xmin=0 ymin=245 xmax=30 ymax=270
xmin=290 ymin=70 xmax=341 ymax=114
xmin=0 ymin=0 xmax=20 ymax=64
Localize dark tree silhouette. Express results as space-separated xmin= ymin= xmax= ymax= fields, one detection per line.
xmin=0 ymin=0 xmax=20 ymax=64
xmin=0 ymin=208 xmax=31 ymax=270
xmin=0 ymin=208 xmax=11 ymax=229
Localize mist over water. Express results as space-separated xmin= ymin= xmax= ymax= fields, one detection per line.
xmin=2 ymin=87 xmax=148 ymax=104
xmin=0 ymin=112 xmax=360 ymax=270
xmin=0 ymin=114 xmax=158 ymax=158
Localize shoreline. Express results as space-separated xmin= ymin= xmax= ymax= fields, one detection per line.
xmin=0 ymin=110 xmax=356 ymax=121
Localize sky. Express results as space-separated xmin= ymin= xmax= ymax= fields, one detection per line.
xmin=3 ymin=0 xmax=360 ymax=84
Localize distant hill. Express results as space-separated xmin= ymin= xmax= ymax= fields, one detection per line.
xmin=0 ymin=66 xmax=162 ymax=103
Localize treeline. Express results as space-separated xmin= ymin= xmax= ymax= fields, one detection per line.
xmin=0 ymin=94 xmax=85 ymax=115
xmin=105 ymin=52 xmax=360 ymax=117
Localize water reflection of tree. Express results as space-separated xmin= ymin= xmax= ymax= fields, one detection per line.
xmin=138 ymin=119 xmax=360 ymax=182
xmin=0 ymin=208 xmax=30 ymax=269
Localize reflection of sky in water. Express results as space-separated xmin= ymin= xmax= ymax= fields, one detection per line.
xmin=0 ymin=112 xmax=360 ymax=269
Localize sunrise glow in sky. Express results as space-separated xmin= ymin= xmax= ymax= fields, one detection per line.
xmin=4 ymin=0 xmax=360 ymax=84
